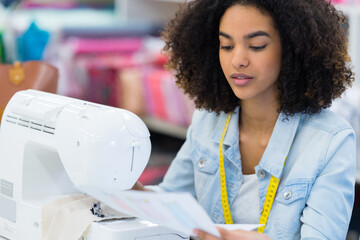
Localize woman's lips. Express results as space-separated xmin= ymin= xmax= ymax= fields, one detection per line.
xmin=230 ymin=73 xmax=254 ymax=86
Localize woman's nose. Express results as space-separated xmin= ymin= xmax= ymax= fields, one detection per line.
xmin=232 ymin=48 xmax=249 ymax=69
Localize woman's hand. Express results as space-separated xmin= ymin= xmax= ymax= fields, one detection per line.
xmin=131 ymin=181 xmax=146 ymax=190
xmin=194 ymin=227 xmax=272 ymax=240
xmin=131 ymin=181 xmax=152 ymax=191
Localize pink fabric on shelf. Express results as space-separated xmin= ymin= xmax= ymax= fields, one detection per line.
xmin=142 ymin=66 xmax=156 ymax=117
xmin=141 ymin=67 xmax=195 ymax=126
xmin=58 ymin=35 xmax=195 ymax=128
xmin=148 ymin=70 xmax=168 ymax=121
xmin=69 ymin=38 xmax=143 ymax=54
xmin=22 ymin=1 xmax=77 ymax=9
xmin=160 ymin=72 xmax=180 ymax=125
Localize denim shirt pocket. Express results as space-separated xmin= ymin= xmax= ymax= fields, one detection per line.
xmin=273 ymin=181 xmax=309 ymax=238
xmin=192 ymin=143 xmax=219 ymax=196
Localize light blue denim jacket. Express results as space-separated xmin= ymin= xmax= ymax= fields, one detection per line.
xmin=149 ymin=107 xmax=356 ymax=239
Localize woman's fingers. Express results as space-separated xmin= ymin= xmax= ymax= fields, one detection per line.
xmin=194 ymin=229 xmax=221 ymax=240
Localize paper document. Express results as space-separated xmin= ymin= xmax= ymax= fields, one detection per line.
xmin=79 ymin=187 xmax=261 ymax=237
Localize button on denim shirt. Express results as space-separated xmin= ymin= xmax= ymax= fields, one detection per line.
xmin=149 ymin=107 xmax=356 ymax=239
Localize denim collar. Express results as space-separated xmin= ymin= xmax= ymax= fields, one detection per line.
xmin=211 ymin=106 xmax=240 ymax=146
xmin=211 ymin=107 xmax=302 ymax=178
xmin=259 ymin=112 xmax=301 ymax=178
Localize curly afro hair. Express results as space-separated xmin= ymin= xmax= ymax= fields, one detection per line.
xmin=162 ymin=0 xmax=354 ymax=115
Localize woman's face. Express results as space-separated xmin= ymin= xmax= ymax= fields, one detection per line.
xmin=219 ymin=4 xmax=282 ymax=103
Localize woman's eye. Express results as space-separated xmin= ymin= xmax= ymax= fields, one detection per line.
xmin=220 ymin=46 xmax=233 ymax=51
xmin=249 ymin=45 xmax=267 ymax=51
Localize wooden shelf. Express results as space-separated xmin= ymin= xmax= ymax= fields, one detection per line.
xmin=143 ymin=116 xmax=188 ymax=139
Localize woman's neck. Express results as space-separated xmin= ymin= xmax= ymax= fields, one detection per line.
xmin=239 ymin=99 xmax=280 ymax=133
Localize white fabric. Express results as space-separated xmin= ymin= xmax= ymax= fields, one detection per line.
xmin=231 ymin=174 xmax=260 ymax=224
xmin=42 ymin=195 xmax=99 ymax=240
xmin=42 ymin=194 xmax=132 ymax=240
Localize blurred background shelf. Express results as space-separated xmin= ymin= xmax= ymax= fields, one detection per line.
xmin=115 ymin=0 xmax=185 ymax=24
xmin=7 ymin=8 xmax=117 ymax=32
xmin=143 ymin=116 xmax=187 ymax=140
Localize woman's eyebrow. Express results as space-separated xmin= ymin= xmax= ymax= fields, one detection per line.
xmin=219 ymin=31 xmax=232 ymax=39
xmin=244 ymin=31 xmax=271 ymax=39
xmin=219 ymin=30 xmax=271 ymax=40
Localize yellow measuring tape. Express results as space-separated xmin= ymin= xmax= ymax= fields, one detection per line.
xmin=257 ymin=171 xmax=284 ymax=233
xmin=219 ymin=112 xmax=298 ymax=232
xmin=219 ymin=112 xmax=233 ymax=224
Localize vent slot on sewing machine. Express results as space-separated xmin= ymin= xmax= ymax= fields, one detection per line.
xmin=5 ymin=114 xmax=56 ymax=135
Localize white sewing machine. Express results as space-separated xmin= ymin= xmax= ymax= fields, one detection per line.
xmin=0 ymin=90 xmax=189 ymax=240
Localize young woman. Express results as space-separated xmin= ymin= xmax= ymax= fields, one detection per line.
xmin=134 ymin=0 xmax=356 ymax=239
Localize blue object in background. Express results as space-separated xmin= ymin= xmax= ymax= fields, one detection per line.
xmin=17 ymin=22 xmax=50 ymax=61
xmin=0 ymin=0 xmax=20 ymax=8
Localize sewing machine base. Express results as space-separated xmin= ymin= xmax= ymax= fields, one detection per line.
xmin=0 ymin=218 xmax=189 ymax=240
xmin=83 ymin=218 xmax=190 ymax=240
